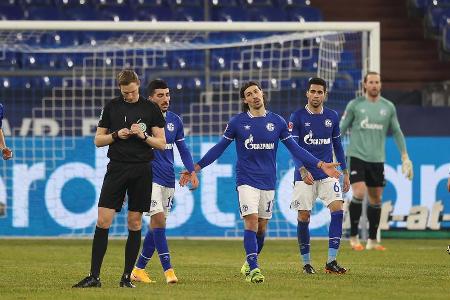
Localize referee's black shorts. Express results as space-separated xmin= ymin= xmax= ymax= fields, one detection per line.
xmin=98 ymin=161 xmax=152 ymax=212
xmin=348 ymin=156 xmax=386 ymax=187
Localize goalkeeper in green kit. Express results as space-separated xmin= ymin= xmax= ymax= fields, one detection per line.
xmin=340 ymin=72 xmax=413 ymax=251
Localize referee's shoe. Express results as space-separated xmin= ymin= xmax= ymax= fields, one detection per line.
xmin=120 ymin=273 xmax=136 ymax=288
xmin=72 ymin=274 xmax=101 ymax=288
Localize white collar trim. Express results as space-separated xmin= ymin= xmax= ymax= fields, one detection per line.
xmin=247 ymin=110 xmax=267 ymax=118
xmin=305 ymin=104 xmax=323 ymax=115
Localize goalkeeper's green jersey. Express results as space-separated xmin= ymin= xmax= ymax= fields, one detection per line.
xmin=339 ymin=96 xmax=406 ymax=163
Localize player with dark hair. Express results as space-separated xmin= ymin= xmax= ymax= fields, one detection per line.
xmin=288 ymin=77 xmax=349 ymax=275
xmin=130 ymin=79 xmax=198 ymax=284
xmin=73 ymin=69 xmax=166 ymax=288
xmin=181 ymin=81 xmax=341 ymax=283
xmin=340 ymin=71 xmax=413 ymax=251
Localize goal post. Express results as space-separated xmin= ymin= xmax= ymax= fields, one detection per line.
xmin=0 ymin=21 xmax=380 ymax=237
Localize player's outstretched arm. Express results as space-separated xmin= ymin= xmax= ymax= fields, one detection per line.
xmin=283 ymin=137 xmax=320 ymax=167
xmin=197 ymin=137 xmax=232 ymax=169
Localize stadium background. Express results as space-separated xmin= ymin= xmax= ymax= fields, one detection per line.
xmin=0 ymin=0 xmax=449 ymax=238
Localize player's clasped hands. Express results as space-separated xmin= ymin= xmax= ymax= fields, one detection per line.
xmin=179 ymin=164 xmax=201 ymax=190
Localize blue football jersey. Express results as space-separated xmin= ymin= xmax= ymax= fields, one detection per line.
xmin=152 ymin=111 xmax=187 ymax=188
xmin=289 ymin=105 xmax=341 ymax=181
xmin=224 ymin=111 xmax=292 ymax=190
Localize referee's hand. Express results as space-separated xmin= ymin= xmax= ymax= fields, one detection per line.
xmin=118 ymin=128 xmax=132 ymax=139
xmin=130 ymin=124 xmax=144 ymax=139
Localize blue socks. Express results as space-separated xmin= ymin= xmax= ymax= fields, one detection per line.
xmin=135 ymin=229 xmax=155 ymax=269
xmin=256 ymin=233 xmax=265 ymax=254
xmin=328 ymin=210 xmax=344 ymax=263
xmin=136 ymin=228 xmax=172 ymax=271
xmin=297 ymin=220 xmax=311 ymax=265
xmin=244 ymin=229 xmax=259 ymax=271
xmin=153 ymin=228 xmax=172 ymax=271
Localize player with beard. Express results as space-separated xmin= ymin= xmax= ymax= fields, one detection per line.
xmin=131 ymin=79 xmax=198 ymax=284
xmin=340 ymin=71 xmax=413 ymax=251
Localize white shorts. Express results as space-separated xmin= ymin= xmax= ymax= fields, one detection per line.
xmin=147 ymin=182 xmax=175 ymax=217
xmin=290 ymin=177 xmax=343 ymax=211
xmin=237 ymin=185 xmax=275 ymax=219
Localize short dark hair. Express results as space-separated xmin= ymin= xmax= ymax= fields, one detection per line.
xmin=240 ymin=81 xmax=263 ymax=112
xmin=307 ymin=77 xmax=327 ymax=92
xmin=364 ymin=71 xmax=380 ymax=83
xmin=147 ymin=79 xmax=168 ymax=97
xmin=116 ymin=69 xmax=139 ymax=86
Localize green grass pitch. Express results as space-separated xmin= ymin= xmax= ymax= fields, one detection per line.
xmin=0 ymin=239 xmax=449 ymax=299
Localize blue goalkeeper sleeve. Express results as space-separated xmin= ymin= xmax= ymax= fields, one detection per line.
xmin=197 ymin=137 xmax=232 ymax=169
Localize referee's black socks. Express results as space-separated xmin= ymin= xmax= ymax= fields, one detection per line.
xmin=349 ymin=197 xmax=363 ymax=237
xmin=90 ymin=226 xmax=109 ymax=278
xmin=124 ymin=229 xmax=141 ymax=276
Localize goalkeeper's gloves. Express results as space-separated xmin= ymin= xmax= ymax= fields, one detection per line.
xmin=401 ymin=153 xmax=413 ymax=180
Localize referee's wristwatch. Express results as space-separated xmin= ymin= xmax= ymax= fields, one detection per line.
xmin=142 ymin=132 xmax=149 ymax=142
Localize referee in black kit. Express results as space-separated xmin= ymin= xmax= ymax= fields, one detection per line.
xmin=73 ymin=69 xmax=166 ymax=288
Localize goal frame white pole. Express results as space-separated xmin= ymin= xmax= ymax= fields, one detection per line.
xmin=0 ymin=21 xmax=380 ymax=72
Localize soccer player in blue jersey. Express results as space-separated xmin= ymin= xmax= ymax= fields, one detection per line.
xmin=180 ymin=81 xmax=341 ymax=283
xmin=0 ymin=103 xmax=13 ymax=161
xmin=131 ymin=79 xmax=199 ymax=284
xmin=288 ymin=77 xmax=350 ymax=275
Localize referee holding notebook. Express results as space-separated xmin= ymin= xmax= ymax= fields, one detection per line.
xmin=73 ymin=69 xmax=166 ymax=288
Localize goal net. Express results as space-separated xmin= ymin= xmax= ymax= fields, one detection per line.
xmin=0 ymin=21 xmax=379 ymax=237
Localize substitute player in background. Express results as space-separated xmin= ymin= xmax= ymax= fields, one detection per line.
xmin=181 ymin=81 xmax=341 ymax=283
xmin=0 ymin=103 xmax=13 ymax=161
xmin=131 ymin=79 xmax=198 ymax=284
xmin=73 ymin=70 xmax=166 ymax=288
xmin=340 ymin=71 xmax=413 ymax=251
xmin=289 ymin=77 xmax=350 ymax=274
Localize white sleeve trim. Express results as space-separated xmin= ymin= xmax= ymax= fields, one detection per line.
xmin=280 ymin=135 xmax=292 ymax=141
xmin=176 ymin=138 xmax=185 ymax=142
xmin=223 ymin=135 xmax=234 ymax=141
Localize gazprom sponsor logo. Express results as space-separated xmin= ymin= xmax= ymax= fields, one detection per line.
xmin=360 ymin=117 xmax=383 ymax=130
xmin=303 ymin=130 xmax=330 ymax=145
xmin=244 ymin=134 xmax=275 ymax=150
